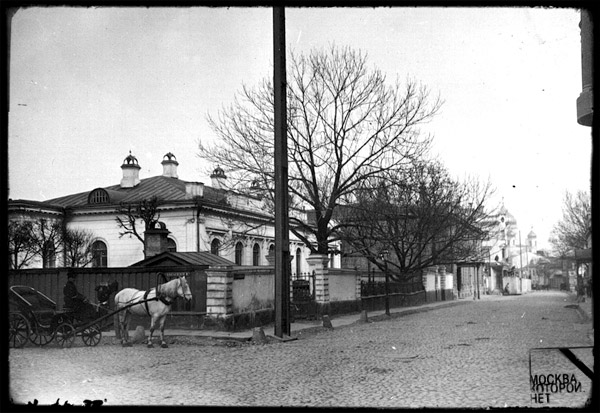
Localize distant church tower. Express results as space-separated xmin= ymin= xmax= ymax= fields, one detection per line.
xmin=527 ymin=228 xmax=537 ymax=253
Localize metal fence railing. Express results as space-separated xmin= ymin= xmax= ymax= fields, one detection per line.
xmin=291 ymin=271 xmax=315 ymax=302
xmin=360 ymin=268 xmax=424 ymax=297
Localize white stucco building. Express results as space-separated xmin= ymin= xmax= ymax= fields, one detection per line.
xmin=8 ymin=152 xmax=340 ymax=272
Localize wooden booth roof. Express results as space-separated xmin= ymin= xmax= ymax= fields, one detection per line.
xmin=131 ymin=251 xmax=235 ymax=268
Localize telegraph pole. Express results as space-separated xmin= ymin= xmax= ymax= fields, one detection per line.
xmin=273 ymin=7 xmax=290 ymax=338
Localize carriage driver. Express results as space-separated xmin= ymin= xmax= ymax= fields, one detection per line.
xmin=63 ymin=273 xmax=96 ymax=320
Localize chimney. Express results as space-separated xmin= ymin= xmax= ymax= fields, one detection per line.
xmin=210 ymin=166 xmax=227 ymax=189
xmin=185 ymin=182 xmax=204 ymax=198
xmin=144 ymin=221 xmax=170 ymax=259
xmin=161 ymin=152 xmax=179 ymax=178
xmin=120 ymin=151 xmax=141 ymax=188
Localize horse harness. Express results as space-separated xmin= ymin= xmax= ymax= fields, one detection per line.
xmin=142 ymin=286 xmax=173 ymax=316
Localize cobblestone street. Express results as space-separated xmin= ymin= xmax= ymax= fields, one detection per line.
xmin=8 ymin=291 xmax=594 ymax=408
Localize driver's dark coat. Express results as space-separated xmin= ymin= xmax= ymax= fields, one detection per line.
xmin=63 ymin=279 xmax=86 ymax=308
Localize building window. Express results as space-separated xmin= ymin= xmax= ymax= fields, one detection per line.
xmin=211 ymin=238 xmax=220 ymax=256
xmin=235 ymin=242 xmax=243 ymax=265
xmin=167 ymin=238 xmax=177 ymax=253
xmin=92 ymin=240 xmax=107 ymax=268
xmin=253 ymin=243 xmax=260 ymax=266
xmin=42 ymin=241 xmax=56 ymax=268
xmin=269 ymin=244 xmax=275 ymax=256
xmin=296 ymin=248 xmax=302 ymax=275
xmin=88 ymin=188 xmax=109 ymax=204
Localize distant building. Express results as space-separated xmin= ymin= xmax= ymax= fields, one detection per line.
xmin=480 ymin=205 xmax=518 ymax=293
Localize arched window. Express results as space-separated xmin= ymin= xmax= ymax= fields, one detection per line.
xmin=92 ymin=240 xmax=107 ymax=268
xmin=253 ymin=243 xmax=260 ymax=266
xmin=211 ymin=238 xmax=220 ymax=256
xmin=167 ymin=238 xmax=177 ymax=253
xmin=296 ymin=248 xmax=302 ymax=276
xmin=235 ymin=242 xmax=243 ymax=265
xmin=88 ymin=188 xmax=109 ymax=204
xmin=42 ymin=241 xmax=56 ymax=268
xmin=269 ymin=244 xmax=275 ymax=256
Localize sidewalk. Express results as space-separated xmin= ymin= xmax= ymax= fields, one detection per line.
xmin=103 ymin=299 xmax=472 ymax=341
xmin=574 ymin=296 xmax=594 ymax=346
xmin=576 ymin=296 xmax=593 ymax=321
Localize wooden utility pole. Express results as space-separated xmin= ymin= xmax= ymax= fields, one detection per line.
xmin=273 ymin=7 xmax=290 ymax=338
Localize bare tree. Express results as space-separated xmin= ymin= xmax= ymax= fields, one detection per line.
xmin=338 ymin=160 xmax=497 ymax=282
xmin=8 ymin=220 xmax=38 ymax=269
xmin=550 ymin=190 xmax=591 ymax=256
xmin=199 ymin=45 xmax=442 ymax=255
xmin=116 ymin=196 xmax=162 ymax=244
xmin=28 ymin=218 xmax=63 ymax=268
xmin=62 ymin=228 xmax=96 ymax=267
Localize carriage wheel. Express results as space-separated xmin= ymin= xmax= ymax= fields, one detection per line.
xmin=82 ymin=325 xmax=102 ymax=347
xmin=55 ymin=323 xmax=75 ymax=348
xmin=9 ymin=313 xmax=30 ymax=348
xmin=29 ymin=325 xmax=54 ymax=347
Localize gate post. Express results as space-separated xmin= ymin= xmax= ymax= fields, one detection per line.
xmin=355 ymin=268 xmax=362 ymax=300
xmin=306 ymin=254 xmax=330 ymax=305
xmin=438 ymin=265 xmax=446 ymax=301
xmin=206 ymin=266 xmax=234 ymax=317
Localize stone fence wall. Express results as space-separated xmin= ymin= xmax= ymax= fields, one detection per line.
xmin=203 ymin=255 xmax=457 ymax=330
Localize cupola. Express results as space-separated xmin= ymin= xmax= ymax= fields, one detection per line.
xmin=527 ymin=228 xmax=537 ymax=252
xmin=161 ymin=152 xmax=179 ymax=178
xmin=210 ymin=165 xmax=227 ymax=189
xmin=120 ymin=151 xmax=141 ymax=188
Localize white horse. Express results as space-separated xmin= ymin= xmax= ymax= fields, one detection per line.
xmin=114 ymin=277 xmax=192 ymax=348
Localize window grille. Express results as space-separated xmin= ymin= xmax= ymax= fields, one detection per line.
xmin=88 ymin=189 xmax=109 ymax=204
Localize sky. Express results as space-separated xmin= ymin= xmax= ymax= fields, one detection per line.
xmin=8 ymin=6 xmax=592 ymax=250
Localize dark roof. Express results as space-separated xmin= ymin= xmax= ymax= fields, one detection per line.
xmin=43 ymin=175 xmax=227 ymax=208
xmin=130 ymin=251 xmax=235 ymax=267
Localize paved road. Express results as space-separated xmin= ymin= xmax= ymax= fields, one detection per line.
xmin=8 ymin=291 xmax=594 ymax=408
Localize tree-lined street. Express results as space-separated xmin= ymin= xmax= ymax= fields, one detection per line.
xmin=9 ymin=291 xmax=593 ymax=408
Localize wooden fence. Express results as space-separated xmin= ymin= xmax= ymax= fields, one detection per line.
xmin=8 ymin=266 xmax=207 ymax=314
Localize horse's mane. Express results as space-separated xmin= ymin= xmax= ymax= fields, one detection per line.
xmin=158 ymin=277 xmax=185 ymax=299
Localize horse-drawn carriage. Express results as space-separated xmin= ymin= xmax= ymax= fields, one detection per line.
xmin=8 ymin=283 xmax=117 ymax=349
xmin=9 ymin=275 xmax=193 ymax=349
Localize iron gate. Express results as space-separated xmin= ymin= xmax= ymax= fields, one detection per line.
xmin=291 ymin=271 xmax=316 ymax=320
